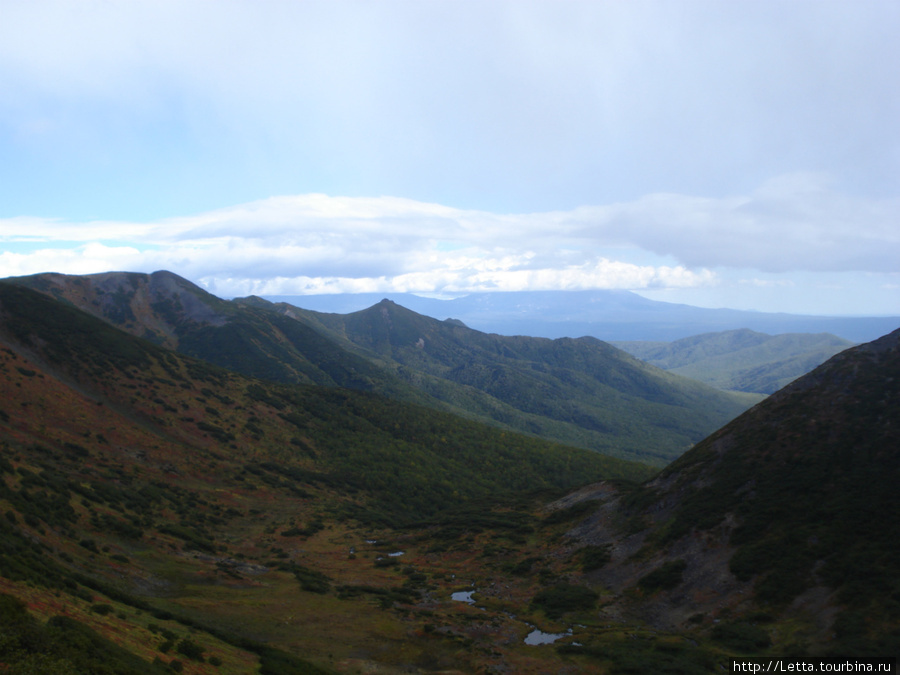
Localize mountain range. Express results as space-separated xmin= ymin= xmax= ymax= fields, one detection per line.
xmin=263 ymin=290 xmax=899 ymax=343
xmin=0 ymin=271 xmax=897 ymax=672
xmin=8 ymin=271 xmax=759 ymax=465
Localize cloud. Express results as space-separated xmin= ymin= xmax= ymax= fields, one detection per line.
xmin=2 ymin=175 xmax=896 ymax=299
xmin=564 ymin=173 xmax=900 ymax=273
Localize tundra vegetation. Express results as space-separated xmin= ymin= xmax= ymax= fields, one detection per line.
xmin=0 ymin=280 xmax=897 ymax=673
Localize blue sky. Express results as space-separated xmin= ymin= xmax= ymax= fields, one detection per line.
xmin=0 ymin=0 xmax=898 ymax=316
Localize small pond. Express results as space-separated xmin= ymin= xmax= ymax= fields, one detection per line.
xmin=524 ymin=628 xmax=571 ymax=645
xmin=450 ymin=590 xmax=476 ymax=604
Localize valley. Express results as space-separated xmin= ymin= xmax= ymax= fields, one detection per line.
xmin=0 ymin=275 xmax=898 ymax=673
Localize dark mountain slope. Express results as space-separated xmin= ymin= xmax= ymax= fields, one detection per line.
xmin=266 ymin=298 xmax=759 ymax=465
xmin=561 ymin=327 xmax=900 ymax=655
xmin=614 ymin=329 xmax=854 ymax=393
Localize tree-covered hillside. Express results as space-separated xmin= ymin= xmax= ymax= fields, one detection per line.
xmin=10 ymin=271 xmax=758 ymax=465
xmin=267 ymin=298 xmax=759 ymax=464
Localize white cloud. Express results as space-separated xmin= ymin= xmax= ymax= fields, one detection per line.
xmin=0 ymin=176 xmax=896 ymax=302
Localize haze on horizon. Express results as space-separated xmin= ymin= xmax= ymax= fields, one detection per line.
xmin=0 ymin=1 xmax=898 ymax=317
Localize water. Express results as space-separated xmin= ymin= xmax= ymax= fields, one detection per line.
xmin=524 ymin=628 xmax=571 ymax=645
xmin=451 ymin=590 xmax=476 ymax=604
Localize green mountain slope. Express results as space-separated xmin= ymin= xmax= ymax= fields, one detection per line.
xmin=0 ymin=280 xmax=653 ymax=672
xmin=2 ymin=278 xmax=897 ymax=670
xmin=614 ymin=328 xmax=854 ymax=393
xmin=9 ymin=271 xmax=758 ymax=465
xmin=563 ymin=326 xmax=900 ymax=656
xmin=264 ymin=298 xmax=758 ymax=465
xmin=0 ymin=281 xmax=648 ymax=521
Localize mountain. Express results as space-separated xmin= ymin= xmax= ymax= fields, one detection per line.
xmin=252 ymin=295 xmax=758 ymax=465
xmin=7 ymin=271 xmax=758 ymax=465
xmin=558 ymin=327 xmax=900 ymax=657
xmin=613 ymin=329 xmax=855 ymax=393
xmin=0 ymin=280 xmax=652 ymax=673
xmin=2 ymin=277 xmax=898 ymax=671
xmin=263 ymin=289 xmax=900 ymax=343
xmin=9 ymin=270 xmax=412 ymax=396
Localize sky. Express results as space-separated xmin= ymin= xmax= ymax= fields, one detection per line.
xmin=0 ymin=0 xmax=898 ymax=316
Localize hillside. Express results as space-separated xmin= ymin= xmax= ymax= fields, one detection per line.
xmin=8 ymin=271 xmax=758 ymax=465
xmin=0 ymin=281 xmax=653 ymax=673
xmin=9 ymin=270 xmax=413 ymax=397
xmin=1 ymin=279 xmax=898 ymax=671
xmin=259 ymin=296 xmax=759 ymax=465
xmin=613 ymin=329 xmax=854 ymax=393
xmin=559 ymin=326 xmax=900 ymax=657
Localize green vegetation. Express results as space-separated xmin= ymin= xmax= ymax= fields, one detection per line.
xmin=575 ymin=544 xmax=612 ymax=571
xmin=530 ymin=582 xmax=599 ymax=619
xmin=710 ymin=621 xmax=772 ymax=652
xmin=633 ymin=328 xmax=900 ymax=653
xmin=614 ymin=328 xmax=853 ymax=394
xmin=290 ymin=299 xmax=756 ymax=464
xmin=1 ymin=274 xmax=898 ymax=670
xmin=8 ymin=272 xmax=758 ymax=465
xmin=0 ymin=593 xmax=167 ymax=674
xmin=636 ymin=559 xmax=687 ymax=593
xmin=240 ymin=383 xmax=652 ymax=526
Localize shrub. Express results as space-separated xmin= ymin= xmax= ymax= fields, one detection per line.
xmin=578 ymin=544 xmax=612 ymax=571
xmin=530 ymin=583 xmax=598 ymax=619
xmin=175 ymin=638 xmax=205 ymax=661
xmin=637 ymin=559 xmax=687 ymax=593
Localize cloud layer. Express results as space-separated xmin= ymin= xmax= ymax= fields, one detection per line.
xmin=1 ymin=175 xmax=897 ymax=304
xmin=1 ymin=2 xmax=897 ymax=314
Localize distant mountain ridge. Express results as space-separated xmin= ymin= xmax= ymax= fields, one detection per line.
xmin=264 ymin=290 xmax=899 ymax=343
xmin=613 ymin=329 xmax=854 ymax=393
xmin=8 ymin=270 xmax=756 ymax=465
